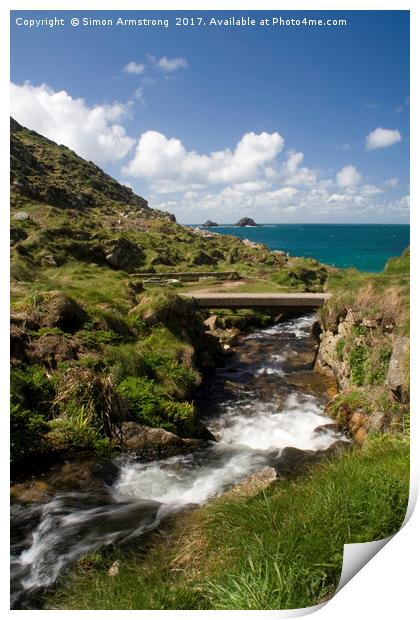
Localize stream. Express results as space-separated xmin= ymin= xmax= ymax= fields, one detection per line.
xmin=10 ymin=313 xmax=344 ymax=609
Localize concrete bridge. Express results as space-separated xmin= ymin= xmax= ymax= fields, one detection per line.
xmin=181 ymin=292 xmax=331 ymax=310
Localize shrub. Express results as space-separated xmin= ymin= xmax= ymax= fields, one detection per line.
xmin=117 ymin=376 xmax=194 ymax=430
xmin=366 ymin=345 xmax=393 ymax=385
xmin=48 ymin=410 xmax=112 ymax=455
xmin=349 ymin=345 xmax=369 ymax=386
xmin=11 ymin=364 xmax=55 ymax=418
xmin=54 ymin=367 xmax=127 ymax=438
xmin=10 ymin=402 xmax=48 ymax=464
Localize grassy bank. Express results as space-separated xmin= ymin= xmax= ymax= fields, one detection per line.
xmin=47 ymin=434 xmax=409 ymax=610
xmin=317 ymin=249 xmax=409 ymax=439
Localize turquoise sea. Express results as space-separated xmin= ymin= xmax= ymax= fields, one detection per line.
xmin=193 ymin=224 xmax=409 ymax=272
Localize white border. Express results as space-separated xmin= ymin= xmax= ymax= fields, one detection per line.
xmin=1 ymin=1 xmax=418 ymax=618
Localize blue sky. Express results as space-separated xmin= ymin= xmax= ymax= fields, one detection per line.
xmin=10 ymin=10 xmax=409 ymax=223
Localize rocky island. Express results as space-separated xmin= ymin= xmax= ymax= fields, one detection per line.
xmin=235 ymin=217 xmax=259 ymax=226
xmin=203 ymin=219 xmax=219 ymax=227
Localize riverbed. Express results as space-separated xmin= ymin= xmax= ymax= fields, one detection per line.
xmin=10 ymin=313 xmax=343 ymax=609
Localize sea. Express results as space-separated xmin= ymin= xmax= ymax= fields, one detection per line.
xmin=189 ymin=224 xmax=409 ymax=273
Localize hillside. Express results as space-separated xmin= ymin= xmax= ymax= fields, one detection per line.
xmin=10 ymin=118 xmax=330 ymax=470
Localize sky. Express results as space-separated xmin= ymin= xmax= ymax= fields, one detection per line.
xmin=10 ymin=10 xmax=409 ymax=224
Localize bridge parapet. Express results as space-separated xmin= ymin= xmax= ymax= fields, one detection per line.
xmin=181 ymin=292 xmax=331 ymax=309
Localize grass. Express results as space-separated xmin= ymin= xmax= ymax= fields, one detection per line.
xmin=11 ymin=262 xmax=132 ymax=313
xmin=46 ymin=434 xmax=409 ymax=610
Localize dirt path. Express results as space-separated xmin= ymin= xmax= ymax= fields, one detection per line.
xmin=183 ymin=279 xmax=247 ymax=295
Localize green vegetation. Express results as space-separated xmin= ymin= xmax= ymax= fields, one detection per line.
xmin=10 ymin=119 xmax=410 ymax=611
xmin=319 ymin=249 xmax=409 ymax=436
xmin=348 ymin=345 xmax=369 ymax=386
xmin=10 ymin=364 xmax=55 ymax=464
xmin=271 ymin=258 xmax=328 ymax=292
xmin=117 ymin=377 xmax=194 ymax=431
xmin=10 ymin=298 xmax=200 ymax=465
xmin=10 ymin=117 xmax=334 ymax=468
xmin=47 ymin=435 xmax=409 ymax=610
xmin=10 ymin=403 xmax=48 ymax=465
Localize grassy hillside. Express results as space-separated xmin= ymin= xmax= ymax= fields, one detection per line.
xmin=10 ymin=118 xmax=330 ymax=469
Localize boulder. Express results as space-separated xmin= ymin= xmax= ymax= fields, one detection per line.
xmin=10 ymin=480 xmax=50 ymax=504
xmin=12 ymin=211 xmax=30 ymax=221
xmin=174 ymin=417 xmax=216 ymax=442
xmin=219 ymin=327 xmax=241 ymax=346
xmin=204 ymin=315 xmax=218 ymax=331
xmin=119 ymin=422 xmax=200 ymax=458
xmin=40 ymin=253 xmax=57 ymax=266
xmin=223 ymin=467 xmax=277 ymax=499
xmin=190 ymin=249 xmax=218 ymax=266
xmin=105 ymin=238 xmax=145 ymax=271
xmin=274 ymin=442 xmax=348 ymax=477
xmin=47 ymin=457 xmax=120 ymax=491
xmin=108 ymin=561 xmax=120 ymax=577
xmin=386 ymin=336 xmax=409 ymax=402
xmin=349 ymin=410 xmax=369 ymax=434
xmin=234 ymin=217 xmax=258 ymax=227
xmin=313 ymin=422 xmax=340 ymax=435
xmin=11 ymin=457 xmax=121 ymax=500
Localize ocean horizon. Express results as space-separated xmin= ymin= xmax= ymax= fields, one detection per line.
xmin=186 ymin=223 xmax=410 ymax=272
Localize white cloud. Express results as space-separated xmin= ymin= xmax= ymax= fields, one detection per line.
xmin=366 ymin=127 xmax=402 ymax=150
xmin=385 ymin=177 xmax=399 ymax=187
xmin=360 ymin=184 xmax=383 ymax=196
xmin=123 ymin=61 xmax=145 ymax=75
xmin=153 ymin=181 xmax=409 ymax=223
xmin=148 ymin=55 xmax=189 ymax=72
xmin=277 ymin=151 xmax=318 ymax=186
xmin=336 ymin=165 xmax=362 ymax=188
xmin=122 ymin=130 xmax=285 ymax=189
xmin=11 ymin=82 xmax=134 ymax=164
xmin=124 ymin=131 xmax=406 ymax=222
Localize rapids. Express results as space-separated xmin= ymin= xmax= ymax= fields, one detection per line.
xmin=10 ymin=313 xmax=343 ymax=608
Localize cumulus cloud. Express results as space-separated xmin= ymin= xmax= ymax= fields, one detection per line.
xmin=366 ymin=127 xmax=402 ymax=150
xmin=122 ymin=130 xmax=285 ymax=189
xmin=124 ymin=131 xmax=407 ymax=222
xmin=360 ymin=184 xmax=383 ymax=196
xmin=385 ymin=177 xmax=399 ymax=187
xmin=123 ymin=61 xmax=145 ymax=74
xmin=148 ymin=55 xmax=188 ymax=72
xmin=11 ymin=82 xmax=134 ymax=164
xmin=153 ymin=181 xmax=409 ymax=223
xmin=336 ymin=165 xmax=362 ymax=188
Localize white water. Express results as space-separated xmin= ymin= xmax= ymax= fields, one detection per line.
xmin=10 ymin=313 xmax=343 ymax=608
xmin=116 ymin=392 xmax=339 ymax=508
